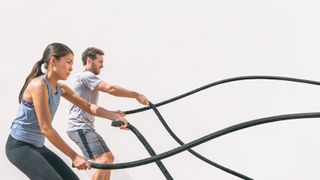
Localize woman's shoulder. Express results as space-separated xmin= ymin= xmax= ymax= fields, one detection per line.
xmin=28 ymin=76 xmax=47 ymax=89
xmin=22 ymin=77 xmax=47 ymax=100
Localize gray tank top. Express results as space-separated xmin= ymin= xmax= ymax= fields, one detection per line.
xmin=10 ymin=75 xmax=62 ymax=147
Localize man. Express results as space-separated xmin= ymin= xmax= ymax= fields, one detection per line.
xmin=67 ymin=47 xmax=148 ymax=180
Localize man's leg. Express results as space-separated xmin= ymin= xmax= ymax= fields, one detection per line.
xmin=92 ymin=152 xmax=114 ymax=180
xmin=68 ymin=129 xmax=113 ymax=180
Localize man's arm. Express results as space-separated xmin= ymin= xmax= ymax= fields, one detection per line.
xmin=96 ymin=81 xmax=149 ymax=105
xmin=59 ymin=82 xmax=126 ymax=121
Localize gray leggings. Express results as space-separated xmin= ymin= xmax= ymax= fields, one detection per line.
xmin=5 ymin=135 xmax=79 ymax=180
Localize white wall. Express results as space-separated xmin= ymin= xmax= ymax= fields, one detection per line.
xmin=1 ymin=0 xmax=320 ymax=179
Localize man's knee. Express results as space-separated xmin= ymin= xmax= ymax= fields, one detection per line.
xmin=104 ymin=152 xmax=114 ymax=163
xmin=107 ymin=153 xmax=114 ymax=163
xmin=94 ymin=152 xmax=114 ymax=164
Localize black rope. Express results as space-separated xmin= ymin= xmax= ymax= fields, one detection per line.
xmin=148 ymin=101 xmax=253 ymax=180
xmin=122 ymin=75 xmax=320 ymax=179
xmin=90 ymin=112 xmax=320 ymax=170
xmin=89 ymin=75 xmax=320 ymax=179
xmin=124 ymin=75 xmax=320 ymax=115
xmin=111 ymin=121 xmax=173 ymax=179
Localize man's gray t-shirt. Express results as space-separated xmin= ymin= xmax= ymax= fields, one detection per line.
xmin=67 ymin=71 xmax=102 ymax=131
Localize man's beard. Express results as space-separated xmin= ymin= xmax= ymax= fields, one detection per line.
xmin=92 ymin=66 xmax=100 ymax=75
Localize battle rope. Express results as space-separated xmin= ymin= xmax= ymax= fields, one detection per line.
xmin=90 ymin=112 xmax=320 ymax=170
xmin=124 ymin=75 xmax=320 ymax=115
xmin=89 ymin=75 xmax=320 ymax=179
xmin=148 ymin=101 xmax=253 ymax=180
xmin=123 ymin=75 xmax=320 ymax=178
xmin=111 ymin=121 xmax=173 ymax=179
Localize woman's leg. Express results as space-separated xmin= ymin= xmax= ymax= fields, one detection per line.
xmin=5 ymin=135 xmax=63 ymax=180
xmin=39 ymin=146 xmax=79 ymax=180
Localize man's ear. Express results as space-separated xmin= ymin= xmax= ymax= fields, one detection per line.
xmin=86 ymin=58 xmax=92 ymax=65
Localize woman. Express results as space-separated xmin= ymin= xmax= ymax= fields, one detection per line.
xmin=5 ymin=43 xmax=128 ymax=180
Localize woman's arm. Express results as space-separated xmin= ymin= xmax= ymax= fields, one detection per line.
xmin=30 ymin=79 xmax=89 ymax=169
xmin=59 ymin=82 xmax=128 ymax=127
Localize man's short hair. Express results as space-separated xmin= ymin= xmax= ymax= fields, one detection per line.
xmin=82 ymin=47 xmax=104 ymax=65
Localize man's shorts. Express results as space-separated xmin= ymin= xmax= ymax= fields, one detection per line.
xmin=67 ymin=129 xmax=110 ymax=159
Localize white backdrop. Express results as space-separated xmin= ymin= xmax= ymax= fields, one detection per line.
xmin=1 ymin=0 xmax=320 ymax=179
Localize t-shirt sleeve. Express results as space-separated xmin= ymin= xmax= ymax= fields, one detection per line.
xmin=80 ymin=72 xmax=103 ymax=91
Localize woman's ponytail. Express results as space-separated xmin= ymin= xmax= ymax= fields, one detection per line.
xmin=18 ymin=59 xmax=45 ymax=103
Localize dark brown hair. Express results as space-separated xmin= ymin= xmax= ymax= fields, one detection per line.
xmin=81 ymin=47 xmax=104 ymax=65
xmin=18 ymin=43 xmax=73 ymax=103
